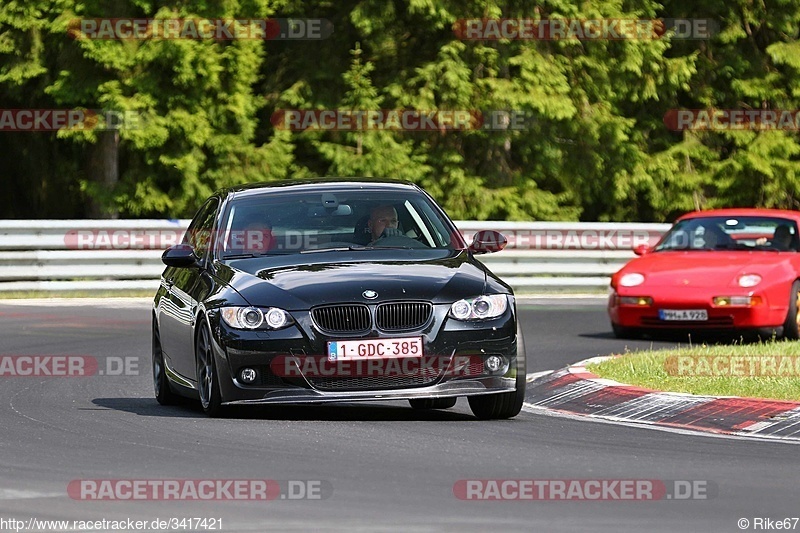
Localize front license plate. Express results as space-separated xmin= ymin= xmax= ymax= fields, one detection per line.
xmin=658 ymin=309 xmax=708 ymax=321
xmin=327 ymin=337 xmax=423 ymax=361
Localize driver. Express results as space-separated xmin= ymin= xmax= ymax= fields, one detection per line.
xmin=242 ymin=220 xmax=275 ymax=252
xmin=368 ymin=205 xmax=401 ymax=243
xmin=700 ymin=224 xmax=730 ymax=250
xmin=230 ymin=214 xmax=275 ymax=253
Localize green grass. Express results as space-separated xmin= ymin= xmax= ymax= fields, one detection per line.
xmin=587 ymin=341 xmax=800 ymax=401
xmin=0 ymin=290 xmax=154 ymax=299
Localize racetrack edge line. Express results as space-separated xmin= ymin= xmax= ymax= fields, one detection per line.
xmin=524 ymin=357 xmax=800 ymax=443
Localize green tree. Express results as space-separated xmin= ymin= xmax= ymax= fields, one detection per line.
xmin=3 ymin=0 xmax=800 ymax=222
xmin=0 ymin=0 xmax=293 ymax=217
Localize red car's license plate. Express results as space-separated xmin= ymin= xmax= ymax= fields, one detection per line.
xmin=327 ymin=337 xmax=423 ymax=361
xmin=658 ymin=309 xmax=708 ymax=321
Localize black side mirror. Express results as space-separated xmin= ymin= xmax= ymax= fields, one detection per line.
xmin=162 ymin=244 xmax=199 ymax=268
xmin=469 ymin=230 xmax=508 ymax=254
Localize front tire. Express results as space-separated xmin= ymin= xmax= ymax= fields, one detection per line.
xmin=468 ymin=326 xmax=526 ymax=420
xmin=782 ymin=280 xmax=800 ymax=340
xmin=409 ymin=398 xmax=457 ymax=410
xmin=196 ymin=320 xmax=224 ymax=417
xmin=153 ymin=321 xmax=177 ymax=406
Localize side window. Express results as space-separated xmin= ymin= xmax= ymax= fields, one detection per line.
xmin=183 ymin=198 xmax=219 ymax=261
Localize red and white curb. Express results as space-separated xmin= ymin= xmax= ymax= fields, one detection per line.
xmin=524 ymin=357 xmax=800 ymax=442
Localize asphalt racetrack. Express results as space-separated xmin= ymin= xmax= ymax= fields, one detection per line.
xmin=0 ymin=297 xmax=796 ymax=532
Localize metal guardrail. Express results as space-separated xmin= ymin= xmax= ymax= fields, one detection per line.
xmin=0 ymin=220 xmax=671 ymax=293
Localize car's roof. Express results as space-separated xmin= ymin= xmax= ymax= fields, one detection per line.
xmin=218 ymin=178 xmax=421 ymax=199
xmin=676 ymin=208 xmax=800 ymax=222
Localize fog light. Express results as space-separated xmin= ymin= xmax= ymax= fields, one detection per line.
xmin=618 ymin=296 xmax=653 ymax=306
xmin=240 ymin=368 xmax=257 ymax=383
xmin=713 ymin=296 xmax=762 ymax=307
xmin=486 ymin=356 xmax=503 ymax=373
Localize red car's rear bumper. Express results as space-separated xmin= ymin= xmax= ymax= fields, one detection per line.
xmin=608 ymin=287 xmax=788 ymax=329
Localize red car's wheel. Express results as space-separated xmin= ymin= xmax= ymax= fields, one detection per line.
xmin=783 ymin=280 xmax=800 ymax=340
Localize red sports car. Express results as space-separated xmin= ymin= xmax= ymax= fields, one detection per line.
xmin=608 ymin=208 xmax=800 ymax=338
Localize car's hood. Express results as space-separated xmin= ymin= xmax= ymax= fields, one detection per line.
xmin=214 ymin=250 xmax=496 ymax=309
xmin=617 ymin=251 xmax=791 ymax=288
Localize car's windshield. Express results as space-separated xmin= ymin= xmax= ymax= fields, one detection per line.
xmin=216 ymin=188 xmax=463 ymax=258
xmin=655 ymin=216 xmax=799 ymax=252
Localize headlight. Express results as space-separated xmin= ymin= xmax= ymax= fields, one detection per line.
xmin=264 ymin=307 xmax=291 ymax=329
xmin=619 ymin=273 xmax=645 ymax=287
xmin=738 ymin=274 xmax=762 ymax=288
xmin=449 ymin=295 xmax=508 ymax=320
xmin=220 ymin=306 xmax=293 ymax=330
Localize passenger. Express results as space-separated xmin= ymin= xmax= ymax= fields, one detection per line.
xmin=771 ymin=225 xmax=793 ymax=251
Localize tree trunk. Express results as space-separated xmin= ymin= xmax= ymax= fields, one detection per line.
xmin=86 ymin=130 xmax=119 ymax=218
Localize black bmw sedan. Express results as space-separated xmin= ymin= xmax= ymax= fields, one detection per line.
xmin=152 ymin=179 xmax=525 ymax=419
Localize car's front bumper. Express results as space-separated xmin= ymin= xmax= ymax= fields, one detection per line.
xmin=608 ymin=287 xmax=787 ymax=329
xmin=205 ymin=302 xmax=520 ymax=404
xmin=222 ymin=376 xmax=516 ymax=405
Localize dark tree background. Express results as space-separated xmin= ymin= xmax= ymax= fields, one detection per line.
xmin=1 ymin=0 xmax=799 ymax=221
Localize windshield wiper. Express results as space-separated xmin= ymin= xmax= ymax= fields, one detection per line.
xmin=300 ymin=245 xmax=416 ymax=253
xmin=655 ymin=246 xmax=689 ymax=252
xmin=236 ymin=244 xmax=422 ymax=256
xmin=223 ymin=250 xmax=295 ymax=259
xmin=300 ymin=247 xmax=355 ymax=254
xmin=357 ymin=245 xmax=415 ymax=250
